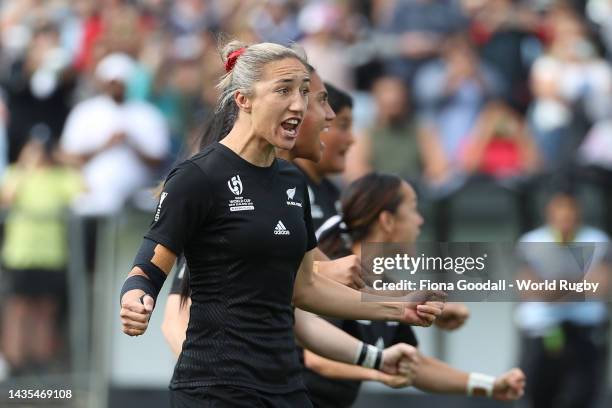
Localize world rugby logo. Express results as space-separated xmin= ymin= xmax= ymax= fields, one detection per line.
xmin=228 ymin=175 xmax=243 ymax=196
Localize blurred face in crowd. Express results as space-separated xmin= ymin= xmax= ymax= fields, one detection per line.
xmin=372 ymin=77 xmax=408 ymax=123
xmin=105 ymin=80 xmax=127 ymax=103
xmin=384 ymin=182 xmax=424 ymax=244
xmin=245 ymin=57 xmax=310 ymax=151
xmin=291 ymin=70 xmax=335 ymax=162
xmin=546 ymin=194 xmax=580 ymax=239
xmin=316 ymin=106 xmax=354 ymax=174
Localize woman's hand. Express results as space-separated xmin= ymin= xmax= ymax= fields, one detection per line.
xmin=399 ymin=299 xmax=446 ymax=327
xmin=492 ymin=368 xmax=526 ymax=401
xmin=120 ymin=291 xmax=154 ymax=336
xmin=434 ymin=302 xmax=470 ymax=330
xmin=316 ymin=255 xmax=366 ymax=289
xmin=380 ymin=343 xmax=420 ymax=385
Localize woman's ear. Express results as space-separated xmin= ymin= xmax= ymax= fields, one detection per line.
xmin=234 ymin=90 xmax=252 ymax=113
xmin=378 ymin=210 xmax=395 ymax=237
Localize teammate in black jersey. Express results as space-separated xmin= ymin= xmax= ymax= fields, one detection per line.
xmin=308 ymin=173 xmax=526 ymax=407
xmin=119 ymin=41 xmax=444 ymax=407
xmin=160 ymin=64 xmax=418 ymax=394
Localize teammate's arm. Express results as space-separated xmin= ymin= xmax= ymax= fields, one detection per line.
xmin=413 ymin=355 xmax=525 ymax=400
xmin=303 ymin=350 xmax=411 ymax=388
xmin=294 ymin=308 xmax=418 ymax=383
xmin=161 ymin=293 xmax=190 ymax=357
xmin=293 ymin=250 xmax=445 ymax=326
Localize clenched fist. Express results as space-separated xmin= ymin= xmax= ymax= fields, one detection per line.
xmin=120 ymin=290 xmax=154 ymax=336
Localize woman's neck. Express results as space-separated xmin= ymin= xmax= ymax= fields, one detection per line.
xmin=222 ymin=120 xmax=275 ymax=167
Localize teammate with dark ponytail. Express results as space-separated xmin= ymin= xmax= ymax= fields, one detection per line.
xmin=307 ymin=173 xmax=526 ymax=407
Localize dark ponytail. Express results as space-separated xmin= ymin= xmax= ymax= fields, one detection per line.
xmin=318 ymin=173 xmax=404 ymax=259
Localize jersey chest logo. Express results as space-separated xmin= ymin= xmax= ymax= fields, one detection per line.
xmin=286 ymin=187 xmax=302 ymax=208
xmin=227 ymin=174 xmax=254 ymax=212
xmin=274 ymin=220 xmax=291 ymax=235
xmin=228 ymin=175 xmax=243 ymax=195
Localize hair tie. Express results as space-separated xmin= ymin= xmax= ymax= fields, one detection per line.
xmin=225 ymin=47 xmax=246 ymax=73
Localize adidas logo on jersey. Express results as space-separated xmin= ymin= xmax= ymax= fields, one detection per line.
xmin=274 ymin=220 xmax=290 ymax=235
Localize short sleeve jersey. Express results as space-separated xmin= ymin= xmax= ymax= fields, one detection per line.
xmin=146 ymin=142 xmax=317 ymax=394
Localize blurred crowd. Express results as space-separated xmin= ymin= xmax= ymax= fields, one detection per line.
xmin=0 ymin=0 xmax=612 ymax=382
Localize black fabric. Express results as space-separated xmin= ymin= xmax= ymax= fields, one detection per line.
xmin=170 ymin=386 xmax=313 ymax=408
xmin=132 ymin=237 xmax=168 ymax=293
xmin=520 ymin=321 xmax=609 ymax=408
xmin=120 ymin=275 xmax=158 ymax=304
xmin=296 ymin=166 xmax=340 ymax=233
xmin=145 ymin=142 xmax=317 ymax=395
xmin=304 ymin=320 xmax=418 ymax=408
xmin=169 ymin=257 xmax=188 ymax=295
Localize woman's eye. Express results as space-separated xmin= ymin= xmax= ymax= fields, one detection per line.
xmin=277 ymin=88 xmax=289 ymax=95
xmin=301 ymin=88 xmax=310 ymax=96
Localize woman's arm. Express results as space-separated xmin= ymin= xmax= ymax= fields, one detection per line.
xmin=413 ymin=355 xmax=469 ymax=394
xmin=294 ymin=308 xmax=418 ymax=381
xmin=414 ymin=355 xmax=526 ymax=400
xmin=161 ymin=294 xmax=190 ymax=358
xmin=120 ymin=241 xmax=176 ymax=336
xmin=303 ymin=350 xmax=412 ymax=388
xmin=293 ymin=250 xmax=444 ymax=326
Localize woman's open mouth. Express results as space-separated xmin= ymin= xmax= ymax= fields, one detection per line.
xmin=281 ymin=118 xmax=301 ymax=137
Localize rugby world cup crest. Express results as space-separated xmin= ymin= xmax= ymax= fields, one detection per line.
xmin=228 ymin=175 xmax=243 ymax=196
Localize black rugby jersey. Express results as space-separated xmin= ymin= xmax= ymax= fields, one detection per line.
xmin=305 ymin=320 xmax=418 ymax=408
xmin=147 ymin=142 xmax=317 ymax=394
xmin=169 ymin=257 xmax=187 ymax=295
xmin=296 ymin=166 xmax=340 ymax=233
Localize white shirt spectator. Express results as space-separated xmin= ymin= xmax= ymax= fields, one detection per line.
xmin=61 ymin=94 xmax=169 ymax=215
xmin=514 ymin=225 xmax=610 ymax=336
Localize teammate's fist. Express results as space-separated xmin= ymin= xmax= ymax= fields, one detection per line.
xmin=380 ymin=343 xmax=420 ymax=385
xmin=120 ymin=290 xmax=154 ymax=336
xmin=493 ymin=368 xmax=526 ymax=401
xmin=317 ymin=255 xmax=366 ymax=290
xmin=434 ymin=302 xmax=470 ymax=330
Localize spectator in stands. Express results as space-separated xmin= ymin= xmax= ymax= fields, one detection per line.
xmin=299 ymin=1 xmax=355 ymax=90
xmin=249 ymin=0 xmax=300 ymax=45
xmin=577 ymin=116 xmax=612 ymax=235
xmin=515 ymin=185 xmax=611 ymax=408
xmin=380 ymin=0 xmax=468 ymax=84
xmin=345 ymin=76 xmax=424 ymax=185
xmin=413 ymin=33 xmax=505 ymax=196
xmin=528 ymin=7 xmax=612 ymax=170
xmin=460 ymin=101 xmax=540 ymax=181
xmin=59 ymin=52 xmax=169 ymax=216
xmin=0 ymin=129 xmax=83 ymax=376
xmin=467 ymin=0 xmax=543 ymax=113
xmin=2 ymin=21 xmax=74 ymax=163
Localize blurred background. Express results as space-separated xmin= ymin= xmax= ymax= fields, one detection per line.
xmin=0 ymin=0 xmax=611 ymax=407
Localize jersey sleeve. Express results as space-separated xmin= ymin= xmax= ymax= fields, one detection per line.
xmin=145 ymin=160 xmax=212 ymax=256
xmin=302 ymin=182 xmax=317 ymax=251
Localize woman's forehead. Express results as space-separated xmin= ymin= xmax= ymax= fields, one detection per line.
xmin=261 ymin=58 xmax=309 ymax=82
